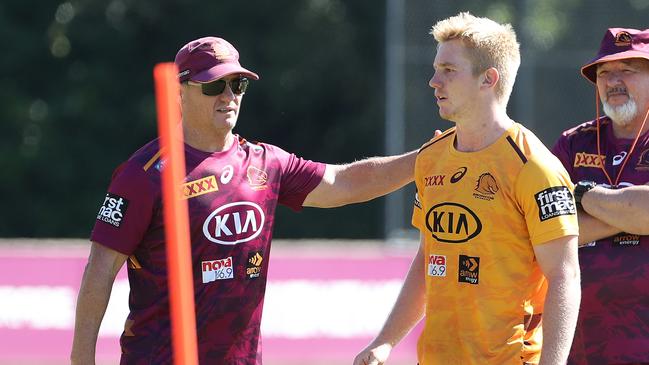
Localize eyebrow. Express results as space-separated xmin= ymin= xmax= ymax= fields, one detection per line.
xmin=433 ymin=62 xmax=457 ymax=69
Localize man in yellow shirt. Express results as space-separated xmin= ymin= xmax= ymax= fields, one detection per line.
xmin=354 ymin=12 xmax=580 ymax=365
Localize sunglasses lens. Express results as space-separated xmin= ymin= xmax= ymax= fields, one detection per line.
xmin=199 ymin=77 xmax=249 ymax=96
xmin=202 ymin=80 xmax=227 ymax=96
xmin=231 ymin=78 xmax=249 ymax=95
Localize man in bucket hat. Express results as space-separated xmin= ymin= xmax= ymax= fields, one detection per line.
xmin=552 ymin=28 xmax=649 ymax=364
xmin=71 ymin=36 xmax=419 ymax=364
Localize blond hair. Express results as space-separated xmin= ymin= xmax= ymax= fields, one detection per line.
xmin=431 ymin=12 xmax=520 ymax=104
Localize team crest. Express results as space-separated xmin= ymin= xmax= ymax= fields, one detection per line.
xmin=636 ymin=149 xmax=649 ymax=170
xmin=212 ymin=43 xmax=231 ymax=60
xmin=247 ymin=166 xmax=268 ymax=190
xmin=614 ymin=31 xmax=632 ymax=47
xmin=473 ymin=173 xmax=498 ymax=201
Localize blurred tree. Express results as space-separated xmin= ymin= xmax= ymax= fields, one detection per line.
xmin=3 ymin=0 xmax=647 ymax=238
xmin=0 ymin=0 xmax=384 ymax=238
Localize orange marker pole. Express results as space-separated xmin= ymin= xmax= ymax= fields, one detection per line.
xmin=153 ymin=62 xmax=199 ymax=365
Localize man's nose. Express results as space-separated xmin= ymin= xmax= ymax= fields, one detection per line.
xmin=429 ymin=73 xmax=440 ymax=89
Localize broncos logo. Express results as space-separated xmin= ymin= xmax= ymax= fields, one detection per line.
xmin=637 ymin=149 xmax=649 ymax=170
xmin=475 ymin=173 xmax=499 ymax=195
xmin=614 ymin=31 xmax=632 ymax=47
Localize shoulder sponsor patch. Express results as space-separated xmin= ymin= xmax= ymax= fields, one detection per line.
xmin=182 ymin=175 xmax=218 ymax=199
xmin=97 ymin=193 xmax=129 ymax=228
xmin=201 ymin=257 xmax=234 ymax=283
xmin=534 ymin=186 xmax=576 ymax=221
xmin=458 ymin=255 xmax=479 ymax=284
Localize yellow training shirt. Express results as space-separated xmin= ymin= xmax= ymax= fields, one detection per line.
xmin=412 ymin=123 xmax=578 ymax=365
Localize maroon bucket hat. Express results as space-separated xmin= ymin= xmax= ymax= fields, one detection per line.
xmin=175 ymin=36 xmax=259 ymax=83
xmin=581 ymin=28 xmax=649 ymax=84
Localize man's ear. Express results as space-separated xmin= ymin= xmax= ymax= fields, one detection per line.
xmin=482 ymin=67 xmax=499 ymax=88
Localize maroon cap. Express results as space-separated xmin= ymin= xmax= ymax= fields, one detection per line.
xmin=581 ymin=28 xmax=649 ymax=83
xmin=174 ymin=36 xmax=259 ymax=83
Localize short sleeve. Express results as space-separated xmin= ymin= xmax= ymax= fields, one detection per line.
xmin=265 ymin=144 xmax=326 ymax=211
xmin=90 ymin=162 xmax=157 ymax=255
xmin=515 ymin=158 xmax=579 ymax=245
xmin=411 ymin=189 xmax=425 ymax=231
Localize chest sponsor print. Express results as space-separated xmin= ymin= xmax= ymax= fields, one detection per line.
xmin=425 ymin=202 xmax=482 ymax=243
xmin=613 ymin=233 xmax=641 ymax=247
xmin=246 ymin=251 xmax=264 ymax=279
xmin=182 ymin=175 xmax=218 ymax=199
xmin=424 ymin=174 xmax=446 ymax=187
xmin=201 ymin=257 xmax=234 ymax=283
xmin=458 ymin=255 xmax=480 ymax=285
xmin=202 ymin=201 xmax=265 ymax=245
xmin=573 ymin=152 xmax=606 ymax=168
xmin=427 ymin=254 xmax=447 ymax=277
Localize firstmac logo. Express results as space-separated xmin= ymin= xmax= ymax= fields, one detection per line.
xmin=202 ymin=201 xmax=265 ymax=245
xmin=97 ymin=193 xmax=129 ymax=228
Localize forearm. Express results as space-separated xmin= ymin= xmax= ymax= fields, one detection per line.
xmin=336 ymin=150 xmax=417 ymax=205
xmin=577 ymin=209 xmax=620 ymax=245
xmin=581 ymin=185 xmax=649 ymax=234
xmin=304 ymin=150 xmax=417 ymax=207
xmin=539 ymin=273 xmax=581 ymax=365
xmin=71 ymin=243 xmax=126 ymax=364
xmin=70 ymin=264 xmax=115 ymax=364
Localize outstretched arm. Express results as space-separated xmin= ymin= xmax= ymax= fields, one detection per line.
xmin=353 ymin=235 xmax=427 ymax=365
xmin=303 ymin=150 xmax=417 ymax=208
xmin=533 ymin=235 xmax=580 ymax=365
xmin=581 ymin=185 xmax=649 ymax=235
xmin=71 ymin=241 xmax=128 ymax=365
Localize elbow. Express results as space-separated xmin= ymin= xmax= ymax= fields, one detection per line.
xmin=546 ymin=266 xmax=581 ymax=290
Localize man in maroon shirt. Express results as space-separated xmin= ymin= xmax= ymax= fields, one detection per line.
xmin=70 ymin=36 xmax=418 ymax=365
xmin=552 ymin=28 xmax=649 ymax=365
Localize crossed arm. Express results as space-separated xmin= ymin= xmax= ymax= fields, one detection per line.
xmin=71 ymin=242 xmax=128 ymax=365
xmin=303 ymin=150 xmax=418 ymax=208
xmin=579 ymin=185 xmax=649 ymax=240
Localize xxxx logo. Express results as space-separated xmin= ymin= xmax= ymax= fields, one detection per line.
xmin=425 ymin=174 xmax=446 ymax=187
xmin=574 ymin=152 xmax=605 ymax=168
xmin=182 ymin=175 xmax=218 ymax=199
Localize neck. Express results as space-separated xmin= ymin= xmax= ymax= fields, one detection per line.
xmin=454 ymin=106 xmax=513 ymax=152
xmin=610 ymin=107 xmax=649 ymax=140
xmin=182 ymin=122 xmax=234 ymax=152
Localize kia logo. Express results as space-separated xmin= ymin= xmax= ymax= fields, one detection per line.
xmin=202 ymin=202 xmax=265 ymax=245
xmin=425 ymin=202 xmax=482 ymax=243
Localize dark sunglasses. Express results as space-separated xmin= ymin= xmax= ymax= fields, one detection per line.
xmin=188 ymin=77 xmax=249 ymax=96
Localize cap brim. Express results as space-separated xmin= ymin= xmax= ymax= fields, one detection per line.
xmin=581 ymin=50 xmax=649 ymax=83
xmin=191 ymin=63 xmax=259 ymax=82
